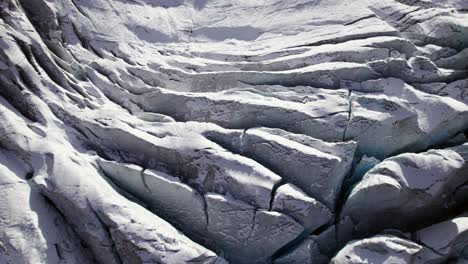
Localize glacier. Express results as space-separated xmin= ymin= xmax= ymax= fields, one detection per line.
xmin=0 ymin=0 xmax=467 ymax=263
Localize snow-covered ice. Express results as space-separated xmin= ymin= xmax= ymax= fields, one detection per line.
xmin=0 ymin=0 xmax=467 ymax=263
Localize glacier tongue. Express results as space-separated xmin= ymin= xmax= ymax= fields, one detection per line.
xmin=0 ymin=0 xmax=468 ymax=263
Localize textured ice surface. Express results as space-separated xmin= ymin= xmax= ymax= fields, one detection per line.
xmin=0 ymin=0 xmax=467 ymax=263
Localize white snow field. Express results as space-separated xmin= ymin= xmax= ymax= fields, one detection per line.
xmin=0 ymin=0 xmax=467 ymax=263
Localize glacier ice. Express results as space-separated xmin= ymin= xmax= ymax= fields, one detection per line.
xmin=0 ymin=0 xmax=467 ymax=263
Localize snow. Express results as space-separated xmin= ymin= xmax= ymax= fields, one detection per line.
xmin=0 ymin=0 xmax=467 ymax=263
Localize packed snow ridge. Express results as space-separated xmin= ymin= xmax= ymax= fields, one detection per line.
xmin=0 ymin=0 xmax=467 ymax=263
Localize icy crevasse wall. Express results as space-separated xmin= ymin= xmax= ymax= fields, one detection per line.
xmin=0 ymin=0 xmax=467 ymax=263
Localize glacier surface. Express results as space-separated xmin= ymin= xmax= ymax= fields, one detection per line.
xmin=0 ymin=0 xmax=467 ymax=263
